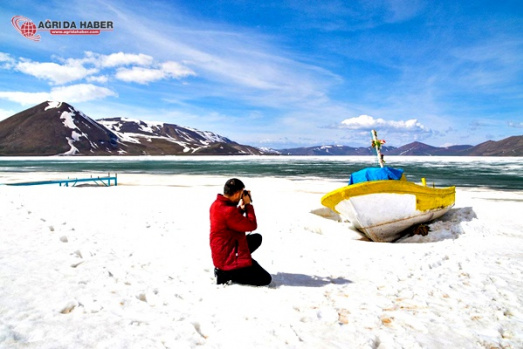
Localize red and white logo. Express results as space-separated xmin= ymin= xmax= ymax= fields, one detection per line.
xmin=12 ymin=15 xmax=41 ymax=41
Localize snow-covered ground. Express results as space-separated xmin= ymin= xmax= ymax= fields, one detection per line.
xmin=1 ymin=174 xmax=522 ymax=348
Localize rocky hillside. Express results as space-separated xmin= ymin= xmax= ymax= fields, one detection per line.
xmin=387 ymin=142 xmax=474 ymax=156
xmin=463 ymin=136 xmax=523 ymax=156
xmin=0 ymin=101 xmax=119 ymax=156
xmin=0 ymin=101 xmax=263 ymax=156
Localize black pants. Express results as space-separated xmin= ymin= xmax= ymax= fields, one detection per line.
xmin=215 ymin=234 xmax=272 ymax=286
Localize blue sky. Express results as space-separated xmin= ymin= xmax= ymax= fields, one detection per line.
xmin=1 ymin=0 xmax=522 ymax=148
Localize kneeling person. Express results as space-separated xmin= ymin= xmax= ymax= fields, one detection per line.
xmin=209 ymin=178 xmax=271 ymax=286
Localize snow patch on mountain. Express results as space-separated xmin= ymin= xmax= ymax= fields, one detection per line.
xmin=100 ymin=117 xmax=162 ymax=133
xmin=136 ymin=120 xmax=164 ymax=134
xmin=195 ymin=129 xmax=228 ymax=144
xmin=62 ymin=137 xmax=79 ymax=156
xmin=59 ymin=108 xmax=87 ymax=155
xmin=60 ymin=110 xmax=77 ymax=130
xmin=45 ymin=101 xmax=62 ymax=110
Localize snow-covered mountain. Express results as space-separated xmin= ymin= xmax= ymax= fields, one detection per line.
xmin=0 ymin=101 xmax=119 ymax=155
xmin=97 ymin=117 xmax=257 ymax=155
xmin=0 ymin=101 xmax=263 ymax=156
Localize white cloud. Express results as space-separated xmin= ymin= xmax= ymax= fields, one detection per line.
xmin=161 ymin=61 xmax=196 ymax=79
xmin=15 ymin=60 xmax=98 ymax=85
xmin=0 ymin=91 xmax=50 ymax=105
xmin=86 ymin=51 xmax=154 ymax=68
xmin=115 ymin=62 xmax=195 ymax=84
xmin=49 ymin=84 xmax=117 ymax=102
xmin=0 ymin=52 xmax=12 ymax=61
xmin=0 ymin=52 xmax=15 ymax=69
xmin=339 ymin=114 xmax=429 ymax=133
xmin=9 ymin=52 xmax=195 ymax=88
xmin=508 ymin=121 xmax=523 ymax=128
xmin=87 ymin=75 xmax=109 ymax=83
xmin=384 ymin=0 xmax=425 ymax=23
xmin=115 ymin=67 xmax=165 ymax=84
xmin=0 ymin=84 xmax=117 ymax=105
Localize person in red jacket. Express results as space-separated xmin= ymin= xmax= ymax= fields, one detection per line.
xmin=209 ymin=178 xmax=272 ymax=286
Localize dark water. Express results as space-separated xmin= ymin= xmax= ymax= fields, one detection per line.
xmin=0 ymin=156 xmax=522 ymax=190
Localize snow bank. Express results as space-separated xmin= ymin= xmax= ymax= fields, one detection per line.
xmin=0 ymin=174 xmax=522 ymax=348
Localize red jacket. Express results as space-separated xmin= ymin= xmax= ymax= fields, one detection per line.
xmin=210 ymin=194 xmax=257 ymax=271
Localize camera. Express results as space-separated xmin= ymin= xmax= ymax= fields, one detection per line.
xmin=243 ymin=190 xmax=252 ymax=202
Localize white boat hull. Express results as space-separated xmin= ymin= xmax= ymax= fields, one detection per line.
xmin=334 ymin=192 xmax=453 ymax=242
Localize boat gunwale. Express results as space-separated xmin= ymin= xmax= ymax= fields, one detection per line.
xmin=321 ymin=180 xmax=456 ymax=214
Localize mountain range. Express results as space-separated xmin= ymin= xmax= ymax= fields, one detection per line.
xmin=0 ymin=101 xmax=263 ymax=156
xmin=0 ymin=101 xmax=521 ymax=156
xmin=278 ymin=137 xmax=522 ymax=156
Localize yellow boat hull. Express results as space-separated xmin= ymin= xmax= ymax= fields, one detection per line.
xmin=321 ymin=180 xmax=456 ymax=242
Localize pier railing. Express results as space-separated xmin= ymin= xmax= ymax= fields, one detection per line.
xmin=5 ymin=174 xmax=117 ymax=187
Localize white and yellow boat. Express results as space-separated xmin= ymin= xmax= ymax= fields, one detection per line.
xmin=321 ymin=169 xmax=455 ymax=242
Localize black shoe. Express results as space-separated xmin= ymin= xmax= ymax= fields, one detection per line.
xmin=214 ymin=268 xmax=231 ymax=285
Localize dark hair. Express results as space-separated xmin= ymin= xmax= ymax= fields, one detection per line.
xmin=224 ymin=178 xmax=245 ymax=196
